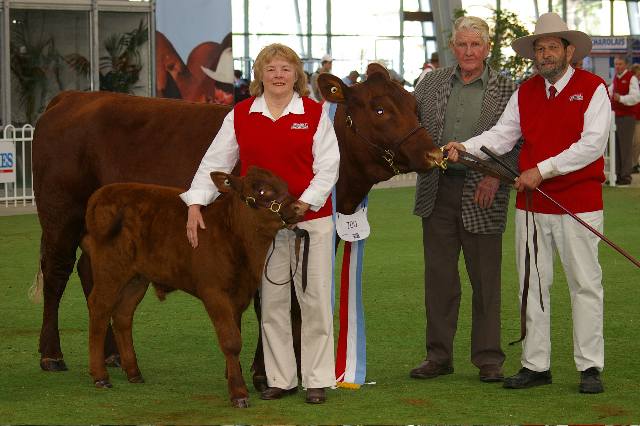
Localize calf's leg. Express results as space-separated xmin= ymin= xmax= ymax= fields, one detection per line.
xmin=77 ymin=253 xmax=120 ymax=367
xmin=110 ymin=278 xmax=149 ymax=383
xmin=201 ymin=291 xmax=249 ymax=408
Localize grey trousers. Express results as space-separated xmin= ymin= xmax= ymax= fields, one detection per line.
xmin=615 ymin=114 xmax=635 ymax=180
xmin=421 ymin=174 xmax=505 ymax=368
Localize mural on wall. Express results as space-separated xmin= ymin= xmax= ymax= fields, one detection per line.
xmin=156 ymin=0 xmax=233 ymax=105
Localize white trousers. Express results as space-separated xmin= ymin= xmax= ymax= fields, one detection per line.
xmin=515 ymin=209 xmax=604 ymax=372
xmin=260 ymin=215 xmax=335 ymax=389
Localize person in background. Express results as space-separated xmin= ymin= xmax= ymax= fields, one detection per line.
xmin=310 ymin=54 xmax=333 ymax=102
xmin=630 ymin=63 xmax=640 ymax=174
xmin=181 ymin=43 xmax=339 ymax=404
xmin=233 ymin=69 xmax=250 ymax=103
xmin=445 ymin=12 xmax=611 ymax=394
xmin=609 ymin=55 xmax=640 ymax=186
xmin=415 ymin=52 xmax=440 ymax=86
xmin=342 ymin=70 xmax=360 ymax=86
xmin=410 ymin=15 xmax=518 ymax=384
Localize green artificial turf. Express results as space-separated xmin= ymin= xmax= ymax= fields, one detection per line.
xmin=0 ymin=186 xmax=639 ymax=424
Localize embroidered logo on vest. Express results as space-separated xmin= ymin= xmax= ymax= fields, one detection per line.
xmin=291 ymin=122 xmax=309 ymax=130
xmin=569 ymin=93 xmax=584 ymax=101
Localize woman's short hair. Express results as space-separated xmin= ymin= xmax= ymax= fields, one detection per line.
xmin=450 ymin=16 xmax=490 ymax=46
xmin=249 ymin=43 xmax=310 ymax=97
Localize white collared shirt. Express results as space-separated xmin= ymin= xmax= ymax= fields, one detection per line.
xmin=180 ymin=93 xmax=340 ymax=210
xmin=607 ymin=69 xmax=640 ymax=106
xmin=462 ymin=66 xmax=612 ymax=180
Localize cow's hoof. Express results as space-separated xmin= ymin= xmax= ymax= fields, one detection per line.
xmin=231 ymin=397 xmax=249 ymax=408
xmin=252 ymin=374 xmax=267 ymax=392
xmin=94 ymin=379 xmax=113 ymax=389
xmin=40 ymin=358 xmax=68 ymax=372
xmin=104 ymin=354 xmax=121 ymax=368
xmin=128 ymin=375 xmax=145 ymax=384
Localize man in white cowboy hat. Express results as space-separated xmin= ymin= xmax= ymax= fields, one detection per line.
xmin=444 ymin=12 xmax=611 ymax=394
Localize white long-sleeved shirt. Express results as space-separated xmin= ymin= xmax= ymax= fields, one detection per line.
xmin=180 ymin=93 xmax=340 ymax=210
xmin=462 ymin=66 xmax=612 ymax=180
xmin=607 ymin=69 xmax=640 ymax=106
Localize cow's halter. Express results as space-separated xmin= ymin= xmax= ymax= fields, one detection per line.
xmin=344 ymin=112 xmax=422 ymax=175
xmin=241 ymin=191 xmax=291 ymax=224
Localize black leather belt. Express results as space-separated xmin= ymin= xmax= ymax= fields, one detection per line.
xmin=441 ymin=168 xmax=467 ymax=177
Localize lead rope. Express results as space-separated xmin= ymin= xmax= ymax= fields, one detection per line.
xmin=263 ymin=227 xmax=310 ymax=292
xmin=510 ymin=190 xmax=544 ymax=345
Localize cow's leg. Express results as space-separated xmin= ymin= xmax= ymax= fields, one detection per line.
xmin=77 ymin=253 xmax=120 ymax=367
xmin=111 ymin=277 xmax=149 ymax=384
xmin=201 ymin=292 xmax=249 ymax=408
xmin=38 ymin=214 xmax=83 ymax=372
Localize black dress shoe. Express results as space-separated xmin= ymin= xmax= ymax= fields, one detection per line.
xmin=305 ymin=387 xmax=326 ymax=404
xmin=579 ymin=367 xmax=604 ymax=394
xmin=479 ymin=364 xmax=504 ymax=382
xmin=503 ymin=367 xmax=552 ymax=389
xmin=409 ymin=360 xmax=453 ymax=379
xmin=260 ymin=386 xmax=298 ymax=400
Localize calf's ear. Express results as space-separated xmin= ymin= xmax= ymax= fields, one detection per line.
xmin=211 ymin=172 xmax=241 ymax=193
xmin=318 ymin=73 xmax=347 ymax=103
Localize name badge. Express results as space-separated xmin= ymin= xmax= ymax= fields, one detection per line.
xmin=336 ymin=205 xmax=370 ymax=242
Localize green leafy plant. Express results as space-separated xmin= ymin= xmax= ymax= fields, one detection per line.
xmin=9 ymin=18 xmax=64 ymax=124
xmin=66 ymin=19 xmax=148 ymax=94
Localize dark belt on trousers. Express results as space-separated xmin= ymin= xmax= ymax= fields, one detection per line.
xmin=441 ymin=168 xmax=467 ymax=178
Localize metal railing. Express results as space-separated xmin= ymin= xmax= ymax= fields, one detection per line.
xmin=1 ymin=124 xmax=35 ymax=207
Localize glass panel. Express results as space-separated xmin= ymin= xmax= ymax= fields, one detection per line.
xmin=10 ymin=9 xmax=90 ymax=125
xmin=404 ymin=20 xmax=435 ymax=37
xmin=248 ymin=0 xmax=308 ymax=35
xmin=567 ymin=0 xmax=609 ymax=35
xmin=0 ymin=7 xmax=4 ymax=127
xmin=460 ymin=0 xmax=494 ymax=21
xmin=612 ymin=0 xmax=630 ymax=36
xmin=231 ymin=0 xmax=245 ymax=35
xmin=311 ymin=0 xmax=327 ymax=36
xmin=403 ymin=35 xmax=433 ymax=87
xmin=98 ymin=11 xmax=150 ymax=96
xmin=332 ymin=0 xmax=401 ymax=37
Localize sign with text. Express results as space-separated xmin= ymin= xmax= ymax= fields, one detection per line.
xmin=0 ymin=141 xmax=16 ymax=184
xmin=591 ymin=36 xmax=628 ymax=53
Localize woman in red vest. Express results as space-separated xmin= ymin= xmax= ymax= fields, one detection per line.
xmin=181 ymin=43 xmax=340 ymax=404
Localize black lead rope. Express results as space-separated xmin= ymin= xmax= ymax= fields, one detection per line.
xmin=263 ymin=227 xmax=310 ymax=292
xmin=510 ymin=191 xmax=544 ymax=346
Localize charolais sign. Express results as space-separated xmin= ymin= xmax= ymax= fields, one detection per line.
xmin=0 ymin=141 xmax=16 ymax=184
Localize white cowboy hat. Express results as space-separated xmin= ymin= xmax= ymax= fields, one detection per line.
xmin=511 ymin=12 xmax=592 ymax=61
xmin=201 ymin=47 xmax=235 ymax=84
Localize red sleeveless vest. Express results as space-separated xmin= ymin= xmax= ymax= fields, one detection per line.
xmin=233 ymin=96 xmax=332 ymax=221
xmin=517 ymin=69 xmax=605 ymax=214
xmin=612 ymin=71 xmax=635 ymax=117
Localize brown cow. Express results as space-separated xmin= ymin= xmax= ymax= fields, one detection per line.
xmin=82 ymin=167 xmax=298 ymax=408
xmin=32 ymin=63 xmax=442 ymax=378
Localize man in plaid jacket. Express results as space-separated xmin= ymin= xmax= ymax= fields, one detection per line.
xmin=410 ymin=16 xmax=520 ymax=383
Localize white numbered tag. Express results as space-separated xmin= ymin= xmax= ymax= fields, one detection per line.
xmin=336 ymin=206 xmax=370 ymax=242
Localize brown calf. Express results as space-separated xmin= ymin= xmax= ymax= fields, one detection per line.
xmin=82 ymin=167 xmax=297 ymax=408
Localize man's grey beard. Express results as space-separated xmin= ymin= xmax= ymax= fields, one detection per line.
xmin=535 ymin=55 xmax=568 ymax=81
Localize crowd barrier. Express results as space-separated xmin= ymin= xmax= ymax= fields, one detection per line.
xmin=0 ymin=125 xmax=35 ymax=207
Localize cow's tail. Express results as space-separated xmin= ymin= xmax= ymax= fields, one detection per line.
xmin=28 ymin=266 xmax=44 ymax=304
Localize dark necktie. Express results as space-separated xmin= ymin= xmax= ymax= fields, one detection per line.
xmin=549 ymin=85 xmax=557 ymax=100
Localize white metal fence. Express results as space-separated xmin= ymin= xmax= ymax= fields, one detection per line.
xmin=0 ymin=125 xmax=35 ymax=207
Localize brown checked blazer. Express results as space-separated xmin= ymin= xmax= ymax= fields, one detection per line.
xmin=413 ymin=64 xmax=520 ymax=234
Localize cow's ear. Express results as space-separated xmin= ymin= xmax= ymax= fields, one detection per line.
xmin=318 ymin=73 xmax=347 ymax=104
xmin=211 ymin=172 xmax=240 ymax=193
xmin=366 ymin=63 xmax=390 ymax=80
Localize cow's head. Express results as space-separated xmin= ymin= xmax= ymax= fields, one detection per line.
xmin=211 ymin=166 xmax=299 ymax=225
xmin=318 ymin=63 xmax=444 ymax=179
